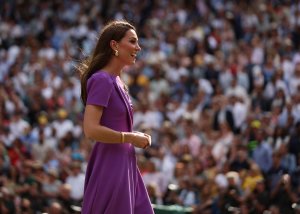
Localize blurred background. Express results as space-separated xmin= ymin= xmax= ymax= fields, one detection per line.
xmin=1 ymin=0 xmax=300 ymax=213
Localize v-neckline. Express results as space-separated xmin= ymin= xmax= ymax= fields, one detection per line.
xmin=110 ymin=75 xmax=133 ymax=131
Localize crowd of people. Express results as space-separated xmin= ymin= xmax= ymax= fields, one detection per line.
xmin=1 ymin=0 xmax=300 ymax=213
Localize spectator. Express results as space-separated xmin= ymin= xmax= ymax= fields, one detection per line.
xmin=178 ymin=178 xmax=198 ymax=207
xmin=242 ymin=164 xmax=263 ymax=194
xmin=51 ymin=109 xmax=74 ymax=140
xmin=279 ymin=143 xmax=297 ymax=174
xmin=179 ymin=118 xmax=202 ymax=158
xmin=47 ymin=201 xmax=63 ymax=214
xmin=212 ymin=96 xmax=235 ymax=133
xmin=270 ymin=174 xmax=298 ymax=214
xmin=31 ymin=129 xmax=51 ymax=162
xmin=266 ymin=152 xmax=288 ymax=191
xmin=143 ymin=160 xmax=167 ymax=201
xmin=252 ymin=129 xmax=273 ymax=173
xmin=250 ymin=179 xmax=270 ymax=213
xmin=229 ymin=149 xmax=251 ymax=173
xmin=42 ymin=169 xmax=62 ymax=203
xmin=65 ymin=162 xmax=84 ymax=205
xmin=56 ymin=184 xmax=75 ymax=214
xmin=218 ymin=171 xmax=243 ymax=214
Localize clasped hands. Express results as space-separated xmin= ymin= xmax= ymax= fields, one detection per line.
xmin=131 ymin=131 xmax=151 ymax=149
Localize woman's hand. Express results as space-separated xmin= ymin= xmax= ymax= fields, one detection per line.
xmin=127 ymin=131 xmax=151 ymax=149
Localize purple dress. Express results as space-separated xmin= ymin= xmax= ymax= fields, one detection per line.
xmin=81 ymin=71 xmax=154 ymax=214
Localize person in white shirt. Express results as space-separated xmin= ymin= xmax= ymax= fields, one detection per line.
xmin=65 ymin=162 xmax=85 ymax=203
xmin=230 ymin=95 xmax=248 ymax=134
xmin=179 ymin=118 xmax=202 ymax=157
xmin=142 ymin=160 xmax=167 ymax=201
xmin=52 ymin=108 xmax=74 ymax=140
xmin=133 ymin=102 xmax=163 ymax=130
xmin=9 ymin=111 xmax=30 ymax=139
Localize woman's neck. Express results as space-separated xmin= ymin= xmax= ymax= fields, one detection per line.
xmin=102 ymin=59 xmax=123 ymax=76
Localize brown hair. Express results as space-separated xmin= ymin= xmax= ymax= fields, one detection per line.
xmin=78 ymin=20 xmax=135 ymax=105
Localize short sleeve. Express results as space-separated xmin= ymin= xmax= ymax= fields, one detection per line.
xmin=86 ymin=73 xmax=114 ymax=107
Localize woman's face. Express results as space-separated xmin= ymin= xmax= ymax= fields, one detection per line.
xmin=117 ymin=29 xmax=141 ymax=65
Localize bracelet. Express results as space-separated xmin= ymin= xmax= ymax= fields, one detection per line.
xmin=121 ymin=132 xmax=125 ymax=143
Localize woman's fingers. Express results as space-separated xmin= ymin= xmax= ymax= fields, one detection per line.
xmin=132 ymin=131 xmax=151 ymax=149
xmin=142 ymin=133 xmax=151 ymax=148
xmin=145 ymin=134 xmax=151 ymax=146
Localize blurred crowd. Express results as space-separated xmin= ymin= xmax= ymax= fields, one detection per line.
xmin=1 ymin=0 xmax=300 ymax=213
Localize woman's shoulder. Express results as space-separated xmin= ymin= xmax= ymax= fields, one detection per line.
xmin=87 ymin=71 xmax=116 ymax=93
xmin=89 ymin=71 xmax=116 ymax=83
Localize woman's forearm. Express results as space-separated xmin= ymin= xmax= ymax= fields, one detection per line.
xmin=84 ymin=124 xmax=131 ymax=144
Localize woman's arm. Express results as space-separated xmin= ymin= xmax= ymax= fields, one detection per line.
xmin=83 ymin=105 xmax=150 ymax=148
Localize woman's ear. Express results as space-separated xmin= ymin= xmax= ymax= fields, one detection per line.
xmin=110 ymin=40 xmax=119 ymax=51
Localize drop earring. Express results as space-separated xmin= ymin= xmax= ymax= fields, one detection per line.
xmin=114 ymin=50 xmax=119 ymax=56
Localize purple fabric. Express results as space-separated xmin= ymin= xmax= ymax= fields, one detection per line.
xmin=81 ymin=71 xmax=154 ymax=214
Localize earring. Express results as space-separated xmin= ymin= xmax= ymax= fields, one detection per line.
xmin=114 ymin=50 xmax=119 ymax=56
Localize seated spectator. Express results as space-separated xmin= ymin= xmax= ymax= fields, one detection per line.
xmin=217 ymin=171 xmax=243 ymax=214
xmin=278 ymin=143 xmax=296 ymax=174
xmin=0 ymin=187 xmax=16 ymax=214
xmin=270 ymin=174 xmax=297 ymax=214
xmin=179 ymin=118 xmax=202 ymax=158
xmin=142 ymin=160 xmax=167 ymax=201
xmin=65 ymin=162 xmax=85 ymax=205
xmin=146 ymin=184 xmax=163 ymax=205
xmin=163 ymin=184 xmax=181 ymax=205
xmin=193 ymin=181 xmax=214 ymax=213
xmin=266 ymin=152 xmax=288 ymax=190
xmin=47 ymin=201 xmax=63 ymax=214
xmin=252 ymin=129 xmax=273 ymax=173
xmin=229 ymin=149 xmax=251 ymax=172
xmin=242 ymin=164 xmax=263 ymax=194
xmin=31 ymin=129 xmax=52 ymax=162
xmin=42 ymin=169 xmax=62 ymax=203
xmin=249 ymin=179 xmax=270 ymax=213
xmin=177 ymin=178 xmax=198 ymax=207
xmin=56 ymin=184 xmax=76 ymax=214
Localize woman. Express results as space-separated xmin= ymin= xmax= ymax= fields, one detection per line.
xmin=78 ymin=20 xmax=153 ymax=213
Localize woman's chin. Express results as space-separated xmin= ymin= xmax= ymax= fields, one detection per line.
xmin=128 ymin=59 xmax=136 ymax=65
